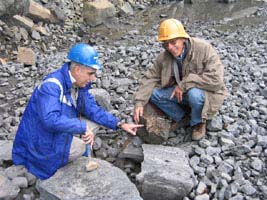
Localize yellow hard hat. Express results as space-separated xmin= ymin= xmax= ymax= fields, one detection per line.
xmin=158 ymin=19 xmax=190 ymax=41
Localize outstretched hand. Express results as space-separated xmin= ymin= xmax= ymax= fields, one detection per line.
xmin=121 ymin=123 xmax=144 ymax=135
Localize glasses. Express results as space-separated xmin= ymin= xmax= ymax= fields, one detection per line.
xmin=162 ymin=38 xmax=179 ymax=49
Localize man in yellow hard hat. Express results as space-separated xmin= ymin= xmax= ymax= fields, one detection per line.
xmin=134 ymin=19 xmax=227 ymax=141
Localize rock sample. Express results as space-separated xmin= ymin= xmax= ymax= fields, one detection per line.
xmin=136 ymin=102 xmax=173 ymax=144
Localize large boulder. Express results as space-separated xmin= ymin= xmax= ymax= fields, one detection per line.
xmin=36 ymin=157 xmax=142 ymax=200
xmin=83 ymin=0 xmax=116 ymax=26
xmin=136 ymin=144 xmax=195 ymax=200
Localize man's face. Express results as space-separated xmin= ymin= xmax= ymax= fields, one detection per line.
xmin=74 ymin=66 xmax=96 ymax=87
xmin=162 ymin=38 xmax=185 ymax=57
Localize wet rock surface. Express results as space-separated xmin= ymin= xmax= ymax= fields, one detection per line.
xmin=0 ymin=0 xmax=267 ymax=199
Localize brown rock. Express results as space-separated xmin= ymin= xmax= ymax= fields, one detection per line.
xmin=17 ymin=47 xmax=36 ymax=65
xmin=137 ymin=102 xmax=172 ymax=144
xmin=26 ymin=0 xmax=56 ymax=23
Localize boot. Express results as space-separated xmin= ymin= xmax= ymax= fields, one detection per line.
xmin=192 ymin=122 xmax=206 ymax=141
xmin=86 ymin=161 xmax=99 ymax=172
xmin=170 ymin=116 xmax=190 ymax=132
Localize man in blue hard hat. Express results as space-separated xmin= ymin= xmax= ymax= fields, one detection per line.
xmin=12 ymin=43 xmax=143 ymax=180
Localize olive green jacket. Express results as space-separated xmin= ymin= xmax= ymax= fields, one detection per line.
xmin=134 ymin=37 xmax=228 ymax=120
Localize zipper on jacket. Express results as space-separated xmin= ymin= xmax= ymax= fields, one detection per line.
xmin=61 ymin=133 xmax=69 ymax=166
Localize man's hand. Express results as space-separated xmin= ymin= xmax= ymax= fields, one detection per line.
xmin=170 ymin=85 xmax=183 ymax=102
xmin=82 ymin=126 xmax=94 ymax=148
xmin=120 ymin=123 xmax=144 ymax=135
xmin=134 ymin=106 xmax=144 ymax=123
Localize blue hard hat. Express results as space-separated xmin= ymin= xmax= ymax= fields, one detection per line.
xmin=67 ymin=43 xmax=102 ymax=70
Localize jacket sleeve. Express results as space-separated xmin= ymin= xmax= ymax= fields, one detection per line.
xmin=77 ymin=88 xmax=119 ymax=130
xmin=134 ymin=57 xmax=162 ymax=107
xmin=178 ymin=44 xmax=225 ymax=92
xmin=36 ymin=82 xmax=87 ymax=134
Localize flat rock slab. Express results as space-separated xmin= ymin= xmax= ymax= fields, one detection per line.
xmin=37 ymin=157 xmax=142 ymax=200
xmin=137 ymin=144 xmax=195 ymax=200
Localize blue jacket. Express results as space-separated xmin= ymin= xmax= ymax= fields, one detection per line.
xmin=12 ymin=63 xmax=119 ymax=179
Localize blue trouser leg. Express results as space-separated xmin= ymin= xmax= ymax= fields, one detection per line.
xmin=150 ymin=87 xmax=205 ymax=127
xmin=150 ymin=87 xmax=186 ymax=122
xmin=185 ymin=88 xmax=205 ymax=126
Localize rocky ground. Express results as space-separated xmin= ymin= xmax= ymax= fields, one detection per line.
xmin=1 ymin=0 xmax=267 ymax=199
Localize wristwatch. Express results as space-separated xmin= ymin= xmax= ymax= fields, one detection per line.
xmin=117 ymin=121 xmax=123 ymax=129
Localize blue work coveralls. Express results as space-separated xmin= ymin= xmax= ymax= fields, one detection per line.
xmin=12 ymin=63 xmax=119 ymax=179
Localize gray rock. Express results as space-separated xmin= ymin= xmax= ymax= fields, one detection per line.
xmin=31 ymin=30 xmax=41 ymax=40
xmin=206 ymin=146 xmax=221 ymax=156
xmin=199 ymin=139 xmax=211 ymax=148
xmin=217 ymin=161 xmax=234 ymax=174
xmin=189 ymin=155 xmax=200 ymax=167
xmin=92 ymin=137 xmax=102 ymax=151
xmin=257 ymin=135 xmax=267 ymax=147
xmin=250 ymin=158 xmax=263 ymax=171
xmin=118 ymin=2 xmax=134 ymax=16
xmin=37 ymin=157 xmax=142 ymax=200
xmin=240 ymin=180 xmax=256 ymax=195
xmin=228 ymin=144 xmax=251 ymax=156
xmin=196 ymin=181 xmax=207 ymax=195
xmin=195 ymin=193 xmax=210 ymax=200
xmin=132 ymin=136 xmax=143 ymax=147
xmin=101 ymin=76 xmax=111 ymax=89
xmin=200 ymin=154 xmax=213 ymax=165
xmin=0 ymin=173 xmax=20 ymax=199
xmin=220 ymin=137 xmax=235 ymax=148
xmin=207 ymin=116 xmax=223 ymax=131
xmin=25 ymin=171 xmax=37 ymax=186
xmin=119 ymin=141 xmax=143 ymax=162
xmin=5 ymin=165 xmax=27 ymax=179
xmin=89 ymin=88 xmax=112 ymax=111
xmin=12 ymin=176 xmax=28 ymax=188
xmin=0 ymin=140 xmax=13 ymax=162
xmin=0 ymin=0 xmax=29 ymax=17
xmin=83 ymin=0 xmax=116 ymax=26
xmin=137 ymin=144 xmax=194 ymax=200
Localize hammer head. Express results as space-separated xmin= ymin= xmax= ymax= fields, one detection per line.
xmin=84 ymin=144 xmax=99 ymax=172
xmin=86 ymin=160 xmax=99 ymax=172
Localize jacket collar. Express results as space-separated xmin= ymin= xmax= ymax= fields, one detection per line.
xmin=61 ymin=62 xmax=73 ymax=93
xmin=185 ymin=37 xmax=193 ymax=61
